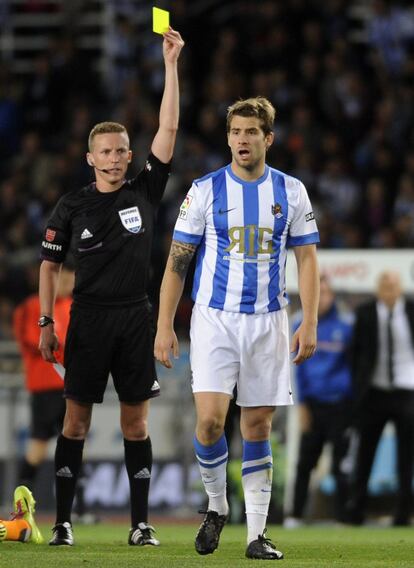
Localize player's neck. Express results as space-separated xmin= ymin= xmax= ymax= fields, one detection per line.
xmin=230 ymin=161 xmax=266 ymax=182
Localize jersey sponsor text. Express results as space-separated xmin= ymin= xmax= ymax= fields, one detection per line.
xmin=42 ymin=241 xmax=63 ymax=251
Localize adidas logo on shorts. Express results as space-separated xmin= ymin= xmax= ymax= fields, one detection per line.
xmin=151 ymin=380 xmax=160 ymax=391
xmin=56 ymin=466 xmax=73 ymax=478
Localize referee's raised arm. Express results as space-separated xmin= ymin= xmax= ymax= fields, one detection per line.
xmin=150 ymin=27 xmax=184 ymax=164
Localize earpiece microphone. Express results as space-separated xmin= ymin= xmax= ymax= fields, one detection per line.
xmin=87 ymin=157 xmax=131 ymax=173
xmin=93 ymin=166 xmax=111 ymax=174
xmin=87 ymin=159 xmax=110 ymax=174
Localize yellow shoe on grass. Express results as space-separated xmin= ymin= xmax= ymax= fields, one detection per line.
xmin=13 ymin=486 xmax=44 ymax=544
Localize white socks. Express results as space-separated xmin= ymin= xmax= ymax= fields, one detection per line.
xmin=193 ymin=434 xmax=274 ymax=539
xmin=242 ymin=439 xmax=273 ymax=543
xmin=194 ymin=434 xmax=229 ymax=516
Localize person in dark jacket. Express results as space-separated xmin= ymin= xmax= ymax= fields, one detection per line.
xmin=285 ymin=275 xmax=353 ymax=527
xmin=347 ymin=270 xmax=414 ymax=526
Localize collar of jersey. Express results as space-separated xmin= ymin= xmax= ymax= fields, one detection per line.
xmin=92 ymin=180 xmax=128 ymax=194
xmin=226 ymin=164 xmax=269 ymax=186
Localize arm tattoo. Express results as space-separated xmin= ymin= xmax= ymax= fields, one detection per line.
xmin=170 ymin=240 xmax=197 ymax=279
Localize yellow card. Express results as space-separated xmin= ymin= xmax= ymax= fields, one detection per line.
xmin=153 ymin=6 xmax=169 ymax=34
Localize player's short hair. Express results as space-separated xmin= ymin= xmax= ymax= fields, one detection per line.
xmin=226 ymin=97 xmax=276 ymax=136
xmin=88 ymin=122 xmax=129 ymax=151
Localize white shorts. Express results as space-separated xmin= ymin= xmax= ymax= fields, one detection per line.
xmin=190 ymin=304 xmax=293 ymax=407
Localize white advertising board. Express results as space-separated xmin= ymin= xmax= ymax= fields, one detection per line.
xmin=286 ymin=249 xmax=414 ymax=293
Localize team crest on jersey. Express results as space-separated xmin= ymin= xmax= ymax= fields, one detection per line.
xmin=271 ymin=203 xmax=283 ymax=218
xmin=118 ymin=206 xmax=142 ymax=233
xmin=45 ymin=228 xmax=56 ymax=242
xmin=179 ymin=194 xmax=193 ymax=220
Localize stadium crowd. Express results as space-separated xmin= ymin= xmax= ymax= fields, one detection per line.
xmin=1 ymin=0 xmax=414 ymax=335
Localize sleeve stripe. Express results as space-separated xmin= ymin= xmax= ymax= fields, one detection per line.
xmin=287 ymin=232 xmax=320 ymax=247
xmin=173 ymin=230 xmax=203 ymax=245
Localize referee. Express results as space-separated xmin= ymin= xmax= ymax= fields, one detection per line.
xmin=38 ymin=28 xmax=184 ymax=547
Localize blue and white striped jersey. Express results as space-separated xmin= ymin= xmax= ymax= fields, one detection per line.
xmin=173 ymin=164 xmax=319 ymax=314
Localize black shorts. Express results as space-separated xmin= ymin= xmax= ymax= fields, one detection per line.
xmin=64 ymin=302 xmax=160 ymax=404
xmin=31 ymin=390 xmax=65 ymax=440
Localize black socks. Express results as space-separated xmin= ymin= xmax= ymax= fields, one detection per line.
xmin=54 ymin=434 xmax=84 ymax=524
xmin=124 ymin=437 xmax=153 ymax=527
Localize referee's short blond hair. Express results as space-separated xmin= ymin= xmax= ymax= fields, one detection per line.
xmin=88 ymin=122 xmax=129 ymax=151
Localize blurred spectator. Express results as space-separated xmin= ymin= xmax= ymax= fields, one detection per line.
xmin=392 ymin=174 xmax=414 ymax=246
xmin=367 ymin=0 xmax=414 ymax=76
xmin=12 ymin=131 xmax=55 ymax=197
xmin=316 ymin=157 xmax=361 ymax=223
xmin=13 ymin=266 xmax=74 ymax=489
xmin=103 ymin=14 xmax=138 ymax=101
xmin=0 ymin=296 xmax=14 ymax=340
xmin=0 ymin=65 xmax=21 ymax=162
xmin=360 ymin=177 xmax=392 ymax=245
xmin=13 ymin=265 xmax=95 ymax=522
xmin=347 ymin=271 xmax=414 ymax=526
xmin=21 ymin=53 xmax=57 ymax=136
xmin=284 ymin=275 xmax=353 ymax=527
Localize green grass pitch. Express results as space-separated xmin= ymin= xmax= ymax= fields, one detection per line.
xmin=0 ymin=523 xmax=413 ymax=567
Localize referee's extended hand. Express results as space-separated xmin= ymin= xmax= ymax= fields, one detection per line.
xmin=39 ymin=325 xmax=59 ymax=363
xmin=162 ymin=27 xmax=185 ymax=65
xmin=154 ymin=327 xmax=179 ymax=369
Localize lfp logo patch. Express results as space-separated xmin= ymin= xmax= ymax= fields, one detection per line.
xmin=179 ymin=194 xmax=193 ymax=220
xmin=118 ymin=206 xmax=142 ymax=233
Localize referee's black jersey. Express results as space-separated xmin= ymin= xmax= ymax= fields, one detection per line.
xmin=40 ymin=153 xmax=170 ymax=307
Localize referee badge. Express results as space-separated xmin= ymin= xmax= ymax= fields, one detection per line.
xmin=118 ymin=206 xmax=142 ymax=234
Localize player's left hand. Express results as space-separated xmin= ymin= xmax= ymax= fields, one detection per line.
xmin=162 ymin=27 xmax=185 ymax=63
xmin=290 ymin=321 xmax=317 ymax=365
xmin=154 ymin=326 xmax=179 ymax=368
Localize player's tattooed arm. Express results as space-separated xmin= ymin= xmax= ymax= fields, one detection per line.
xmin=170 ymin=240 xmax=196 ymax=280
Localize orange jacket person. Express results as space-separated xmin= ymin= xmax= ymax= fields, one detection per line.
xmin=13 ymin=267 xmax=73 ymax=487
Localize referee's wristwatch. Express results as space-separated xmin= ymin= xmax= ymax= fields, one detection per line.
xmin=38 ymin=315 xmax=55 ymax=327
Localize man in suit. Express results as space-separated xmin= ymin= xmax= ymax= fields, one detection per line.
xmin=347 ymin=270 xmax=414 ymax=526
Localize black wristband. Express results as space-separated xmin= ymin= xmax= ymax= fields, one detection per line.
xmin=38 ymin=315 xmax=55 ymax=327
